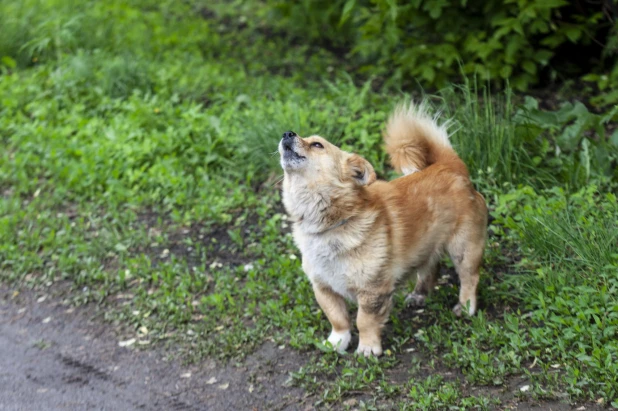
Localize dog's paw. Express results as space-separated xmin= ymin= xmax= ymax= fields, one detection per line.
xmin=323 ymin=330 xmax=351 ymax=353
xmin=452 ymin=303 xmax=463 ymax=317
xmin=355 ymin=343 xmax=383 ymax=357
xmin=453 ymin=303 xmax=476 ymax=317
xmin=405 ymin=292 xmax=427 ymax=307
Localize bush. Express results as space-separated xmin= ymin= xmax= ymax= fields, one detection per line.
xmin=266 ymin=0 xmax=617 ymax=90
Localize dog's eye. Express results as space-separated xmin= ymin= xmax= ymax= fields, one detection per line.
xmin=310 ymin=142 xmax=324 ymax=149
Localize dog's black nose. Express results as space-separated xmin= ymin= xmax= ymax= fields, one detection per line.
xmin=282 ymin=131 xmax=297 ymax=140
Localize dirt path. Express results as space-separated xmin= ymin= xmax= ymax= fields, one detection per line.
xmin=0 ymin=287 xmax=309 ymax=411
xmin=1 ymin=285 xmax=604 ymax=411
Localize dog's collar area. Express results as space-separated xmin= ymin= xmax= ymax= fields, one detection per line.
xmin=317 ymin=218 xmax=349 ymax=235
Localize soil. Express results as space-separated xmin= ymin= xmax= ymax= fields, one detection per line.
xmin=0 ymin=287 xmax=311 ymax=411
xmin=1 ymin=284 xmax=607 ymax=411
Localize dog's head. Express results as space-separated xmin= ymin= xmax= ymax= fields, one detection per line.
xmin=278 ymin=131 xmax=376 ymax=187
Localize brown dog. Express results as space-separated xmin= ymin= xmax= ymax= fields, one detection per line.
xmin=278 ymin=103 xmax=487 ymax=356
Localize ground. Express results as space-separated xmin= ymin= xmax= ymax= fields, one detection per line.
xmin=1 ymin=287 xmax=306 ymax=410
xmin=0 ymin=285 xmax=608 ymax=410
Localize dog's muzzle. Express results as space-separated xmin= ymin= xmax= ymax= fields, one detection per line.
xmin=282 ymin=131 xmax=297 ymax=151
xmin=280 ymin=131 xmax=306 ymax=169
xmin=281 ymin=131 xmax=305 ymax=159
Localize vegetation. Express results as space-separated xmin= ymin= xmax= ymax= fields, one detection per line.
xmin=1 ymin=0 xmax=617 ymax=409
xmin=266 ymin=0 xmax=618 ymax=92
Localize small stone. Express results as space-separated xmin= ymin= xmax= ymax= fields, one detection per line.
xmin=519 ymin=385 xmax=530 ymax=392
xmin=118 ymin=338 xmax=136 ymax=347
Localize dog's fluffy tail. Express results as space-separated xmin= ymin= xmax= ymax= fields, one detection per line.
xmin=384 ymin=102 xmax=464 ymax=175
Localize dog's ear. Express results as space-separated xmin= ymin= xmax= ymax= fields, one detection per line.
xmin=347 ymin=154 xmax=376 ymax=186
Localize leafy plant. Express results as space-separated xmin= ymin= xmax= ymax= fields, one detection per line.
xmin=513 ymin=97 xmax=618 ymax=186
xmin=266 ymin=0 xmax=617 ymax=90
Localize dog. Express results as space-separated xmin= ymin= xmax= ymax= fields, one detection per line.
xmin=278 ymin=103 xmax=487 ymax=356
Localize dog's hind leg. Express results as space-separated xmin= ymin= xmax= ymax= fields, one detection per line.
xmin=447 ymin=228 xmax=485 ymax=316
xmin=405 ymin=257 xmax=440 ymax=307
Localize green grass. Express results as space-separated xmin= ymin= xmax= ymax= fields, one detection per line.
xmin=1 ymin=0 xmax=618 ymax=409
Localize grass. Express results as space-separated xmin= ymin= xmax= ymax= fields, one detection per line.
xmin=1 ymin=0 xmax=618 ymax=409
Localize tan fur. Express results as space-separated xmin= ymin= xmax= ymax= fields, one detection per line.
xmin=278 ymin=102 xmax=487 ymax=356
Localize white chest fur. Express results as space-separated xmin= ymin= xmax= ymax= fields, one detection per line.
xmin=283 ymin=177 xmax=385 ymax=300
xmin=293 ymin=214 xmax=386 ymax=300
xmin=296 ymin=232 xmax=357 ymax=301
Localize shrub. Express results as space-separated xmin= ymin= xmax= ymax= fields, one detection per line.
xmin=266 ymin=0 xmax=617 ymax=90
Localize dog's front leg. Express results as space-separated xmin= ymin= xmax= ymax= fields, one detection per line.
xmin=313 ymin=283 xmax=351 ymax=352
xmin=355 ymin=291 xmax=393 ymax=357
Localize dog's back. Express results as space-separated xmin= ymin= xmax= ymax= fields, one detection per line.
xmin=375 ymin=102 xmax=487 ymax=316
